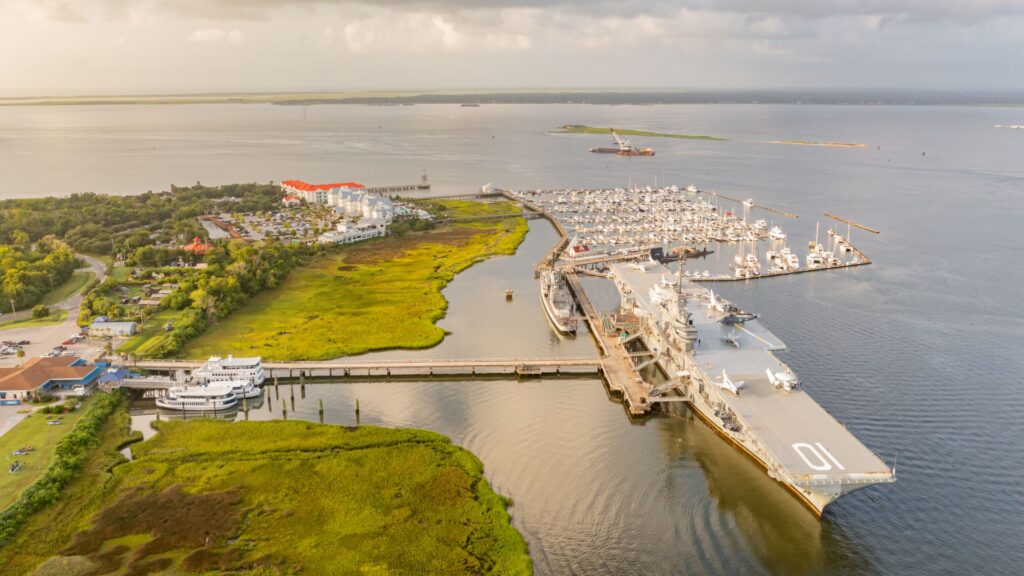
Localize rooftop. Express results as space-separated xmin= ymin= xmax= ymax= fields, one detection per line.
xmin=281 ymin=180 xmax=365 ymax=192
xmin=0 ymin=357 xmax=96 ymax=392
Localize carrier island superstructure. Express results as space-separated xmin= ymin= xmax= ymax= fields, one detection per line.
xmin=605 ymin=261 xmax=894 ymax=514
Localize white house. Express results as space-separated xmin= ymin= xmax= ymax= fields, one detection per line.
xmin=318 ymin=219 xmax=388 ymax=244
xmin=88 ymin=321 xmax=138 ymax=337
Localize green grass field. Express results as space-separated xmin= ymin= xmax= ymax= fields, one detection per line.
xmin=553 ymin=124 xmax=727 ymax=141
xmin=117 ymin=310 xmax=183 ymax=357
xmin=0 ymin=397 xmax=94 ymax=511
xmin=0 ymin=309 xmax=68 ymax=331
xmin=108 ymin=265 xmax=133 ymax=283
xmin=181 ymin=201 xmax=527 ymax=360
xmin=3 ymin=419 xmax=532 ymax=575
xmin=39 ymin=271 xmax=95 ymax=307
xmin=0 ymin=398 xmax=134 ymax=575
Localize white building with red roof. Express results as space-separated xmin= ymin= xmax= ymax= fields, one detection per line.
xmin=280 ymin=180 xmax=365 ymax=205
xmin=281 ymin=179 xmax=394 ymax=223
xmin=566 ymin=235 xmax=591 ymax=259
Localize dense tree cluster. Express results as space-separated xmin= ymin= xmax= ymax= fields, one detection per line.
xmin=78 ymin=238 xmax=314 ymax=356
xmin=0 ymin=182 xmax=284 ymax=256
xmin=0 ymin=237 xmax=79 ymax=311
xmin=151 ymin=240 xmax=313 ymax=356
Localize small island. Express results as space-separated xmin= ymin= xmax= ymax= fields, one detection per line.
xmin=553 ymin=124 xmax=727 ymax=141
xmin=771 ymin=140 xmax=866 ymax=148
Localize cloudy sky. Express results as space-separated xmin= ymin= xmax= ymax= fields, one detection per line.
xmin=2 ymin=0 xmax=1022 ymax=96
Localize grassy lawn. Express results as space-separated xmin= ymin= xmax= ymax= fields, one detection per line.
xmin=0 ymin=397 xmax=133 ymax=575
xmin=109 ymin=265 xmax=133 ymax=283
xmin=0 ymin=396 xmax=94 ymax=511
xmin=3 ymin=419 xmax=532 ymax=575
xmin=553 ymin=124 xmax=728 ymax=141
xmin=117 ymin=310 xmax=183 ymax=357
xmin=39 ymin=270 xmax=96 ymax=307
xmin=181 ymin=200 xmax=527 ymax=360
xmin=0 ymin=309 xmax=67 ymax=331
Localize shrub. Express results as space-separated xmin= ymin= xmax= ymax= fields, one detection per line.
xmin=31 ymin=305 xmax=50 ymax=319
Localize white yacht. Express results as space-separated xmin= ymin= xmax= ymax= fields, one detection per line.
xmin=156 ymin=384 xmax=237 ymax=411
xmin=782 ymin=247 xmax=800 ymax=270
xmin=745 ymin=253 xmax=761 ymax=276
xmin=220 ymin=379 xmax=262 ymax=400
xmin=807 ymin=251 xmax=825 ymax=269
xmin=192 ymin=356 xmax=265 ymax=386
xmin=768 ymin=226 xmax=786 ymax=240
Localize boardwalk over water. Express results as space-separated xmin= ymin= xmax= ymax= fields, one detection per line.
xmin=128 ymin=357 xmax=602 ymax=382
xmin=563 ymin=271 xmax=652 ymax=415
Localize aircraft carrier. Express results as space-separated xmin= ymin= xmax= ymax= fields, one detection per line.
xmin=608 ymin=261 xmax=895 ymax=514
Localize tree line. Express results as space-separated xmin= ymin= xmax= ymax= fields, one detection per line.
xmin=0 ymin=182 xmax=285 ymax=256
xmin=0 ymin=237 xmax=80 ymax=312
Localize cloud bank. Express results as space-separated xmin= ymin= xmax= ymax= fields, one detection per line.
xmin=2 ymin=0 xmax=1022 ymax=95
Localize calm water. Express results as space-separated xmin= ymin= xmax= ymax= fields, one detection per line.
xmin=4 ymin=103 xmax=1023 ymax=575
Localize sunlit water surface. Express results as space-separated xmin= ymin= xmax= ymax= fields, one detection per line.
xmin=2 ymin=103 xmax=1021 ymax=575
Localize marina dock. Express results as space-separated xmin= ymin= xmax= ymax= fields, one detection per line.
xmin=563 ymin=271 xmax=651 ymax=415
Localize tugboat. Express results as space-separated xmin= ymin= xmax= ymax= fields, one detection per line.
xmin=540 ymin=271 xmax=578 ymax=334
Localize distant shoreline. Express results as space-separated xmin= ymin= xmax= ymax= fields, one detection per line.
xmin=3 ymin=89 xmax=1024 ymax=107
xmin=771 ymin=140 xmax=866 ymax=148
xmin=553 ymin=125 xmax=727 ymax=141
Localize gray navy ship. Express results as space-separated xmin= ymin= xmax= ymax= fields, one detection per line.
xmin=609 ymin=261 xmax=895 ymax=515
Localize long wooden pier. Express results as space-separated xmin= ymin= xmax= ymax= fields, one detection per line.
xmin=128 ymin=357 xmax=602 ymax=381
xmin=365 ymin=183 xmax=431 ymax=194
xmin=563 ymin=271 xmax=652 ymax=415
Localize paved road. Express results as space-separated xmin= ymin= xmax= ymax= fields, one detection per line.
xmin=0 ymin=254 xmax=107 ymax=367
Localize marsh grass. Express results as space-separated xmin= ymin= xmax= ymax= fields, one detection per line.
xmin=181 ymin=200 xmax=528 ymax=360
xmin=9 ymin=419 xmax=532 ymax=575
